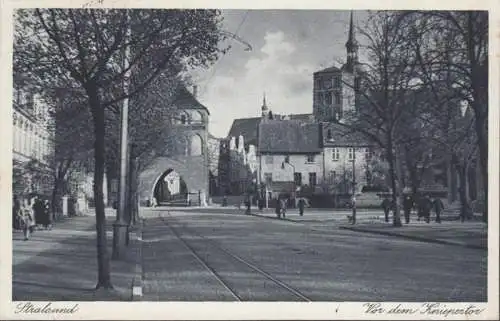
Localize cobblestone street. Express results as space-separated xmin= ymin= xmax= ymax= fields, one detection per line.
xmin=140 ymin=208 xmax=487 ymax=301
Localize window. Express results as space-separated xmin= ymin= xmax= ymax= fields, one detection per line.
xmin=294 ymin=172 xmax=302 ymax=186
xmin=324 ymin=92 xmax=332 ymax=105
xmin=191 ymin=111 xmax=203 ymax=124
xmin=329 ymin=170 xmax=337 ymax=184
xmin=365 ymin=148 xmax=372 ymax=161
xmin=265 ymin=156 xmax=273 ymax=164
xmin=306 ymin=155 xmax=315 ymax=163
xmin=334 ymin=76 xmax=341 ymax=88
xmin=180 ymin=114 xmax=187 ymax=124
xmin=335 ymin=92 xmax=341 ymax=105
xmin=332 ymin=148 xmax=340 ymax=161
xmin=309 ymin=172 xmax=317 ymax=187
xmin=190 ymin=134 xmax=203 ymax=156
xmin=264 ymin=173 xmax=273 ymax=184
xmin=348 ymin=148 xmax=354 ymax=161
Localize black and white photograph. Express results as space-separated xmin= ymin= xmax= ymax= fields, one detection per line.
xmin=1 ymin=1 xmax=498 ymax=320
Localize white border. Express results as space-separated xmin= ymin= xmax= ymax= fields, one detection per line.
xmin=0 ymin=1 xmax=498 ymax=320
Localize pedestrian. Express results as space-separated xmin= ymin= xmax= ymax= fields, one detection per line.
xmin=403 ymin=194 xmax=414 ymax=224
xmin=381 ymin=197 xmax=391 ymax=223
xmin=418 ymin=195 xmax=433 ymax=223
xmin=433 ymin=197 xmax=444 ymax=223
xmin=222 ymin=195 xmax=228 ymax=207
xmin=275 ymin=197 xmax=281 ymax=218
xmin=298 ymin=198 xmax=305 ymax=216
xmin=13 ymin=195 xmax=21 ymax=230
xmin=258 ymin=196 xmax=264 ymax=211
xmin=20 ymin=198 xmax=36 ymax=241
xmin=32 ymin=196 xmax=43 ymax=229
xmin=42 ymin=199 xmax=52 ymax=229
xmin=245 ymin=194 xmax=251 ymax=214
xmin=280 ymin=197 xmax=287 ymax=219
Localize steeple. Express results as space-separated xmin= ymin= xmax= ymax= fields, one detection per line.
xmin=344 ymin=11 xmax=359 ymax=73
xmin=261 ymin=92 xmax=268 ymax=117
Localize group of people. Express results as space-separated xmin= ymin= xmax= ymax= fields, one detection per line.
xmin=381 ymin=194 xmax=445 ymax=224
xmin=13 ymin=195 xmax=52 ymax=241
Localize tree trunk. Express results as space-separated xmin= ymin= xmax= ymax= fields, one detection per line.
xmin=129 ymin=157 xmax=140 ymax=226
xmin=456 ymin=162 xmax=472 ymax=220
xmin=475 ymin=114 xmax=488 ymax=223
xmin=387 ymin=141 xmax=402 ymax=227
xmin=89 ymin=91 xmax=112 ymax=289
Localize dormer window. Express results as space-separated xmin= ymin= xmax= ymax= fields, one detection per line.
xmin=327 ymin=129 xmax=332 ymax=140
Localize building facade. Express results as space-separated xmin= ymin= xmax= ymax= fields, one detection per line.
xmin=12 ymin=85 xmax=54 ymax=199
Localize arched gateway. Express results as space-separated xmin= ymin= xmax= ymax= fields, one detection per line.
xmin=138 ymin=156 xmax=208 ymax=207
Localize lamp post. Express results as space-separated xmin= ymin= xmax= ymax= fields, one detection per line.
xmin=281 ymin=157 xmax=296 ymax=207
xmin=112 ymin=11 xmax=130 ymax=260
xmin=351 ymin=149 xmax=357 ymax=225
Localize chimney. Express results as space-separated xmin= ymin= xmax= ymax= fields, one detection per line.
xmin=193 ymin=85 xmax=198 ymax=98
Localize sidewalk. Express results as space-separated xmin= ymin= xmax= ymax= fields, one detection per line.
xmin=245 ymin=209 xmax=487 ymax=250
xmin=339 ymin=220 xmax=488 ymax=250
xmin=12 ymin=213 xmax=141 ymax=301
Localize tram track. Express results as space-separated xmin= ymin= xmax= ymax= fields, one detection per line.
xmin=159 ymin=212 xmax=312 ymax=302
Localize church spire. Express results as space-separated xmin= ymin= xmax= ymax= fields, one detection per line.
xmin=261 ymin=92 xmax=268 ymax=116
xmin=345 ymin=11 xmax=359 ymax=73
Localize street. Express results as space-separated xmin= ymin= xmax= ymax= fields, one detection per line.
xmin=141 ymin=208 xmax=487 ymax=302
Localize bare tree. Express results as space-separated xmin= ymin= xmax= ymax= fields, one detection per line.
xmin=337 ymin=11 xmax=423 ymax=227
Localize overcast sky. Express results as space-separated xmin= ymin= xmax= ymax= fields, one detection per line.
xmin=189 ymin=10 xmax=369 ymax=138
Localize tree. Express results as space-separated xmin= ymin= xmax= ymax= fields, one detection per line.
xmin=403 ymin=11 xmax=488 ymax=221
xmin=337 ymin=11 xmax=422 ymax=227
xmin=14 ymin=8 xmax=226 ymax=290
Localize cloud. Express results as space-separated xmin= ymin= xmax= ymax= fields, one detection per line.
xmin=200 ymin=30 xmax=316 ymax=137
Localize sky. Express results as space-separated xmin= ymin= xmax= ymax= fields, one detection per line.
xmin=189 ymin=10 xmax=369 ymax=138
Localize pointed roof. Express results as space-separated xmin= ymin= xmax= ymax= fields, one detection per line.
xmin=171 ymin=85 xmax=210 ymax=115
xmin=262 ymin=92 xmax=268 ymax=111
xmin=346 ymin=11 xmax=358 ymax=50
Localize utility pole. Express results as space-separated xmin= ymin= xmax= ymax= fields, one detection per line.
xmin=112 ymin=10 xmax=130 ymax=260
xmin=351 ymin=149 xmax=357 ymax=225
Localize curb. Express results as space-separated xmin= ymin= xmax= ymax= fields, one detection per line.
xmin=338 ymin=226 xmax=487 ymax=250
xmin=246 ymin=212 xmax=300 ymax=223
xmin=131 ymin=218 xmax=144 ymax=301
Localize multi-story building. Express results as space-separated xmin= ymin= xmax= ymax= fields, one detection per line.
xmin=12 ymin=84 xmax=54 ymax=198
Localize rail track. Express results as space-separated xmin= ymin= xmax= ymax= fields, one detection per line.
xmin=159 ymin=212 xmax=312 ymax=302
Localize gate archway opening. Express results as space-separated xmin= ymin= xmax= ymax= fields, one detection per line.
xmin=153 ymin=169 xmax=188 ymax=206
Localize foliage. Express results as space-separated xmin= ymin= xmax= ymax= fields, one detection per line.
xmin=14 ymin=8 xmax=227 ymax=288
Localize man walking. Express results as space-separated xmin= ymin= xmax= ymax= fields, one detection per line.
xmin=403 ymin=194 xmax=414 ymax=224
xmin=381 ymin=197 xmax=392 ymax=223
xmin=433 ymin=197 xmax=444 ymax=223
xmin=418 ymin=195 xmax=433 ymax=223
xmin=298 ymin=198 xmax=305 ymax=216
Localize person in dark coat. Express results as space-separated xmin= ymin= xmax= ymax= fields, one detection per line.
xmin=433 ymin=197 xmax=444 ymax=223
xmin=403 ymin=194 xmax=414 ymax=224
xmin=244 ymin=195 xmax=251 ymax=214
xmin=275 ymin=197 xmax=281 ymax=218
xmin=42 ymin=199 xmax=52 ymax=229
xmin=13 ymin=196 xmax=21 ymax=230
xmin=418 ymin=195 xmax=433 ymax=223
xmin=33 ymin=196 xmax=44 ymax=228
xmin=381 ymin=197 xmax=392 ymax=222
xmin=298 ymin=198 xmax=305 ymax=216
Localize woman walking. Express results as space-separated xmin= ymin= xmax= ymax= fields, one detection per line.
xmin=19 ymin=198 xmax=36 ymax=240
